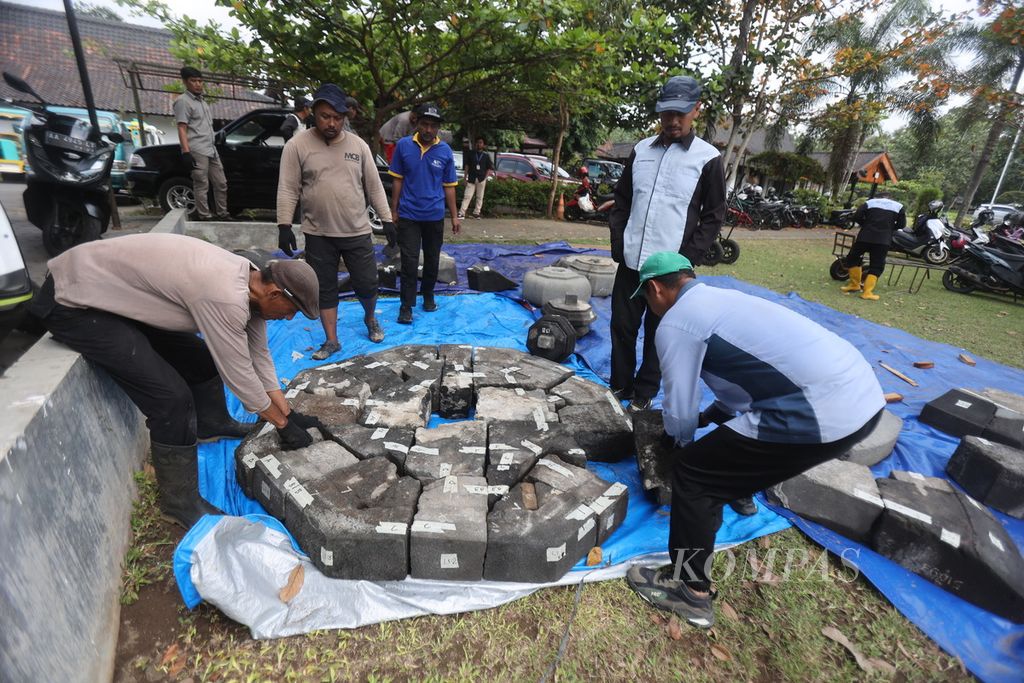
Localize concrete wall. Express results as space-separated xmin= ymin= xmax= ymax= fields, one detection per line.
xmin=0 ymin=337 xmax=148 ymax=682
xmin=152 ymin=208 xmax=306 ymax=251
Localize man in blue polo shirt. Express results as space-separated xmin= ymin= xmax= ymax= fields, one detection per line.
xmin=388 ymin=103 xmax=461 ymax=324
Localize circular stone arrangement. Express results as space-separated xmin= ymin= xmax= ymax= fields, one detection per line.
xmin=234 ymin=344 xmax=632 ymax=583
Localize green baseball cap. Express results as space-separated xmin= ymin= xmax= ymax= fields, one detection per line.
xmin=630 ymin=251 xmax=693 ymax=298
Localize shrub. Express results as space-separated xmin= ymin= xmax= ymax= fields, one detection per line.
xmin=996 ymin=190 xmax=1024 ymax=206
xmin=457 ymin=178 xmax=562 ymax=216
xmin=791 ymin=188 xmax=828 ymax=215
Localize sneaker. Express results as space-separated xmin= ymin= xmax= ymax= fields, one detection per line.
xmin=397 ymin=306 xmax=413 ymax=324
xmin=729 ymin=496 xmax=758 ymax=516
xmin=457 ymin=211 xmax=465 ymax=219
xmin=422 ymin=295 xmax=438 ymax=312
xmin=312 ymin=340 xmax=341 ymax=361
xmin=472 ymin=213 xmax=482 ymax=219
xmin=611 ymin=388 xmax=633 ymax=403
xmin=366 ymin=318 xmax=384 ymax=343
xmin=628 ymin=397 xmax=653 ymax=412
xmin=625 ymin=564 xmax=715 ymax=629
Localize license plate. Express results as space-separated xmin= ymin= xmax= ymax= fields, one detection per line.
xmin=45 ymin=131 xmax=97 ymax=153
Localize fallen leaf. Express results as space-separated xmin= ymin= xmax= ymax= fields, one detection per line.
xmin=757 ymin=535 xmax=771 ymax=549
xmin=667 ymin=616 xmax=683 ymax=640
xmin=896 ymin=639 xmax=914 ymax=662
xmin=278 ymin=564 xmax=305 ymax=603
xmin=650 ymin=613 xmax=666 ymax=626
xmin=168 ymin=658 xmax=186 ymax=677
xmin=720 ymin=601 xmax=740 ymax=621
xmin=160 ymin=643 xmax=180 ymax=668
xmin=710 ymin=644 xmax=732 ymax=662
xmin=997 ymin=311 xmax=1008 ymax=317
xmin=822 ymin=626 xmax=896 ymax=675
xmin=586 ymin=546 xmax=602 ymax=566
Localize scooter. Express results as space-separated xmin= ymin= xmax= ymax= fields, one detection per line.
xmin=891 ymin=200 xmax=951 ymax=265
xmin=3 ymin=72 xmax=122 ymax=256
xmin=0 ymin=198 xmax=35 ymax=344
xmin=565 ymin=190 xmax=614 ymax=222
xmin=944 ymin=241 xmax=1024 ymax=299
xmin=949 ymin=208 xmax=992 ymax=256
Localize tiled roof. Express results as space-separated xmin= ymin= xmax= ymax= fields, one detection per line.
xmin=0 ymin=2 xmax=271 ymax=119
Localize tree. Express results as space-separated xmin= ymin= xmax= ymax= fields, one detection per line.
xmin=946 ymin=1 xmax=1024 ymax=225
xmin=77 ymin=2 xmax=123 ymax=22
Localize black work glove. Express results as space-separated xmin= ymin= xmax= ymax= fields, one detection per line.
xmin=287 ymin=410 xmax=323 ymax=432
xmin=382 ymin=221 xmax=398 ymax=248
xmin=277 ymin=419 xmax=313 ymax=451
xmin=182 ymin=151 xmax=196 ymax=169
xmin=278 ymin=224 xmax=297 ymax=256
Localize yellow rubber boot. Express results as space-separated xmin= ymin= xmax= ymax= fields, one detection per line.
xmin=841 ymin=266 xmax=862 ymax=293
xmin=861 ymin=274 xmax=880 ymax=300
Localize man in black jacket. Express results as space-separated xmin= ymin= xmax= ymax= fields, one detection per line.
xmin=458 ymin=137 xmax=493 ymax=219
xmin=608 ymin=75 xmax=726 ymax=413
xmin=280 ymin=98 xmax=311 ymax=142
xmin=840 ymin=192 xmax=906 ymax=300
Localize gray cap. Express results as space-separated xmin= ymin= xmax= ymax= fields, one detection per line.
xmin=655 ymin=76 xmax=702 ymax=114
xmin=268 ymin=259 xmax=319 ymax=319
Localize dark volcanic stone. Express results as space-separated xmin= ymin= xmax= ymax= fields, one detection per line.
xmin=920 ymin=389 xmax=998 ymax=439
xmin=558 ymin=402 xmax=633 ymax=462
xmin=410 ymin=475 xmax=490 ymax=580
xmin=405 ymin=421 xmax=488 ymax=481
xmin=631 ymin=409 xmax=674 ymax=506
xmin=329 ymin=423 xmax=416 ymax=469
xmin=439 ymin=371 xmax=474 ymax=419
xmin=947 ymin=436 xmax=1024 ymax=519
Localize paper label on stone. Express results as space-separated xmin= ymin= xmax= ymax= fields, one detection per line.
xmin=989 ymin=532 xmax=1005 ymax=552
xmin=318 ymin=363 xmax=341 ymax=370
xmin=590 ymin=495 xmax=614 ymax=514
xmin=365 ymin=361 xmax=388 ymax=369
xmin=566 ymin=503 xmax=593 ymax=521
xmin=606 ymin=393 xmax=626 ymax=416
xmin=285 ymin=388 xmax=301 ymax=399
xmin=440 ymin=553 xmax=460 ymax=569
xmin=907 ymin=471 xmax=925 ymax=480
xmin=261 ymin=481 xmax=270 ymax=499
xmin=375 ymin=521 xmax=408 ymax=535
xmin=284 ymin=477 xmax=314 ymax=509
xmin=411 ymin=445 xmax=440 ymax=455
xmin=568 ymin=448 xmax=586 ymax=456
xmin=364 ymin=411 xmax=380 ymax=425
xmin=411 ymin=520 xmax=456 ymax=534
xmin=516 ymin=388 xmax=527 ymax=396
xmin=409 ymin=384 xmax=427 ymax=393
xmin=257 ymin=421 xmax=275 ymax=437
xmin=438 ymin=463 xmax=452 ymax=477
xmin=340 ymin=398 xmax=361 ymax=406
xmin=852 ymin=488 xmax=885 ymax=508
xmin=371 ymin=427 xmax=389 ymax=440
xmin=954 ymin=400 xmax=972 ymax=409
xmin=536 ymin=458 xmax=574 ymax=479
xmin=460 ymin=446 xmax=486 ymax=454
xmin=532 ymin=407 xmax=549 ymax=432
xmin=384 ymin=441 xmax=409 ymax=453
xmin=321 ymin=547 xmax=334 ymax=566
xmin=605 ymin=513 xmax=616 ymax=530
xmin=364 ymin=399 xmax=384 ymax=406
xmin=260 ymin=455 xmax=282 ymax=479
xmin=454 ymin=363 xmax=465 ymax=371
xmin=978 ymin=437 xmax=991 ymax=446
xmin=295 ymin=381 xmax=310 ymax=391
xmin=443 ymin=476 xmax=459 ymax=493
xmin=884 ymin=499 xmax=932 ymax=524
xmin=242 ymin=452 xmax=258 ymax=470
xmin=491 ymin=443 xmax=516 ymax=451
xmin=605 ymin=482 xmax=627 ymax=497
xmin=412 ymin=361 xmax=430 ymax=370
xmin=464 ymin=484 xmax=509 ymax=496
xmin=546 ymin=543 xmax=566 ymax=562
xmin=940 ymin=528 xmax=961 ymax=548
xmin=466 ymin=372 xmax=486 ymax=377
xmin=577 ymin=517 xmax=596 ymax=541
xmin=504 ymin=374 xmax=517 ymax=384
xmin=521 ymin=439 xmax=543 ymax=455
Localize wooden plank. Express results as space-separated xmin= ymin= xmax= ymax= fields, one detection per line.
xmin=878 ymin=362 xmax=919 ymax=387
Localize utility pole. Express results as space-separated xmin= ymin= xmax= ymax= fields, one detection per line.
xmin=989 ymin=124 xmax=1022 ymax=205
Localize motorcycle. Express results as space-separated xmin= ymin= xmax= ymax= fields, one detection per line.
xmin=3 ymin=72 xmax=122 ymax=256
xmin=565 ymin=189 xmax=614 ymax=222
xmin=0 ymin=198 xmax=35 ymax=344
xmin=949 ymin=208 xmax=993 ymax=256
xmin=943 ymin=241 xmax=1024 ymax=299
xmin=891 ymin=201 xmax=951 ymax=265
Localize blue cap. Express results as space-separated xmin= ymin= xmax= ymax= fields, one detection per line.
xmin=311 ymin=84 xmax=348 ymax=114
xmin=655 ymin=76 xmax=702 ymax=114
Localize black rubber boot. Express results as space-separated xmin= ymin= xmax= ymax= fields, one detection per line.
xmin=729 ymin=496 xmax=758 ymax=516
xmin=192 ymin=376 xmax=253 ymax=441
xmin=150 ymin=441 xmax=223 ymax=528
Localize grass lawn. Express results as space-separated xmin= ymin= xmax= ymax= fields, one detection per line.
xmin=115 ymin=229 xmax=1017 ymax=681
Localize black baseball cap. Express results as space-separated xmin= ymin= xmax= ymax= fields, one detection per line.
xmin=414 ymin=103 xmax=443 ymax=122
xmin=655 ymin=76 xmax=702 ymax=114
xmin=311 ymin=84 xmax=349 ymax=114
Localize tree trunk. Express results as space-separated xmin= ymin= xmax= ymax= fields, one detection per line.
xmin=954 ymin=56 xmax=1024 ymax=227
xmin=547 ymin=95 xmax=569 ymax=219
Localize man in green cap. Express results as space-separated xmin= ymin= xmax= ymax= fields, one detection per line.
xmin=624 ymin=251 xmax=885 ymax=629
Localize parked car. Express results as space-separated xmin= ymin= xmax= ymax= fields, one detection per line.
xmin=41 ymin=107 xmax=135 ymax=192
xmin=583 ymin=158 xmax=624 ymax=184
xmin=974 ymin=203 xmax=1021 ymax=225
xmin=494 ymin=152 xmax=579 ymax=184
xmin=127 ymin=108 xmax=393 ymax=230
xmin=0 ymin=105 xmax=29 ymax=181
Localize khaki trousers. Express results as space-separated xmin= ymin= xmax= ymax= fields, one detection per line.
xmin=191 ymin=153 xmax=228 ymax=219
xmin=459 ymin=179 xmax=487 ymax=216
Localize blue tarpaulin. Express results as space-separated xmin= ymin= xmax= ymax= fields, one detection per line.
xmin=178 ymin=242 xmax=1024 ymax=682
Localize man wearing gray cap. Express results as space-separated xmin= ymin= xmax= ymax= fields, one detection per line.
xmin=277 ymin=83 xmax=397 ymax=360
xmin=608 ymin=75 xmax=726 ymax=414
xmin=28 ymin=233 xmax=323 ymax=528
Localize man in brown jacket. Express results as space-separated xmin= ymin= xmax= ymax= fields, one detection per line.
xmin=28 ymin=233 xmax=322 ymax=528
xmin=277 ymin=83 xmax=396 ymax=360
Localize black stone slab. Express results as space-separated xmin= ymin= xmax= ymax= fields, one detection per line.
xmin=947 ymin=436 xmax=1024 ymax=519
xmin=631 ymin=409 xmax=674 ymax=506
xmin=558 ymin=402 xmax=632 ymax=462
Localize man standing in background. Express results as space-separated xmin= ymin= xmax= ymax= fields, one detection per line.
xmin=277 ymin=84 xmax=397 ymax=360
xmin=173 ymin=66 xmax=230 ymax=221
xmin=388 ymin=103 xmax=460 ymax=325
xmin=458 ymin=136 xmax=493 ymax=219
xmin=280 ymin=98 xmax=311 ymax=142
xmin=840 ymin=191 xmax=906 ymax=301
xmin=379 ymin=109 xmax=418 ymax=163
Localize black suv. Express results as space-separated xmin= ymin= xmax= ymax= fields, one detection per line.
xmin=126 ymin=108 xmax=393 ymax=229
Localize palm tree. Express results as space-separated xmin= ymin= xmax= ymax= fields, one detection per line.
xmin=806 ymin=0 xmax=931 ymax=199
xmin=946 ymin=17 xmax=1024 ymax=227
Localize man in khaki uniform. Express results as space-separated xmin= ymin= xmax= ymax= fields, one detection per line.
xmin=28 ymin=233 xmax=322 ymax=528
xmin=277 ymin=83 xmax=396 ymax=360
xmin=173 ymin=66 xmax=229 ymax=221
